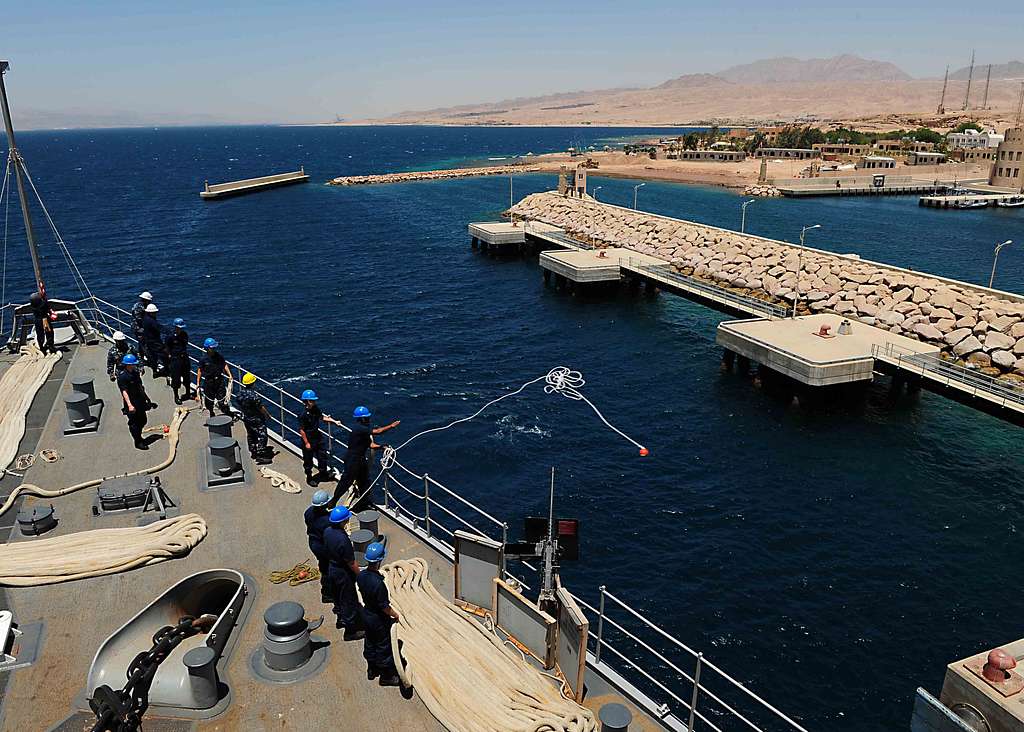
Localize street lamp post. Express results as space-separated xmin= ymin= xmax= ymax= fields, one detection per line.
xmin=633 ymin=182 xmax=646 ymax=209
xmin=989 ymin=239 xmax=1013 ymax=289
xmin=792 ymin=224 xmax=822 ymax=318
xmin=740 ymin=198 xmax=756 ymax=233
xmin=593 ymin=186 xmax=603 ymax=201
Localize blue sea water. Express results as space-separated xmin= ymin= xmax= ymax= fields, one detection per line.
xmin=4 ymin=125 xmax=1024 ymax=731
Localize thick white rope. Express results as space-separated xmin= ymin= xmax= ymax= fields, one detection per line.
xmin=0 ymin=347 xmax=61 ymax=477
xmin=384 ymin=558 xmax=596 ymax=732
xmin=352 ymin=366 xmax=647 ymax=509
xmin=0 ymin=513 xmax=208 ymax=586
xmin=258 ymin=465 xmax=302 ymax=494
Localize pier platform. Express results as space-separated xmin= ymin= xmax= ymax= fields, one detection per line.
xmin=200 ymin=168 xmax=308 ymax=200
xmin=539 ymin=248 xmax=663 ymax=284
xmin=919 ymin=192 xmax=1022 ymax=209
xmin=469 ymin=220 xmax=562 ymax=253
xmin=716 ymin=314 xmax=939 ymax=386
xmin=775 ymin=176 xmax=945 ymax=197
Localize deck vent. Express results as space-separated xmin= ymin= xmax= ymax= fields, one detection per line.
xmin=17 ymin=503 xmax=57 ymax=536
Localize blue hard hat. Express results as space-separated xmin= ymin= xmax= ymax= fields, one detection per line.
xmin=122 ymin=353 xmax=139 ymax=365
xmin=364 ymin=542 xmax=387 ymax=563
xmin=173 ymin=317 xmax=186 ymax=328
xmin=353 ymin=405 xmax=371 ymax=419
xmin=311 ymin=490 xmax=330 ymax=507
xmin=301 ymin=389 xmax=319 ymax=401
xmin=329 ymin=505 xmax=352 ymax=523
xmin=203 ymin=337 xmax=218 ymax=349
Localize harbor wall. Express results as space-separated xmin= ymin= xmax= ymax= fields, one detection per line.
xmin=329 ymin=165 xmax=540 ymax=186
xmin=510 ymin=191 xmax=1024 ymax=381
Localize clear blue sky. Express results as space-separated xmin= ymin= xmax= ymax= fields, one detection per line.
xmin=4 ymin=0 xmax=1023 ymax=127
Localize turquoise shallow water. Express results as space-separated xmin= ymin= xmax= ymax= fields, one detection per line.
xmin=3 ymin=125 xmax=1024 ymax=730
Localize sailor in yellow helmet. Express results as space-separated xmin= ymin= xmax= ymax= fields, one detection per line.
xmin=237 ymin=372 xmax=274 ymax=464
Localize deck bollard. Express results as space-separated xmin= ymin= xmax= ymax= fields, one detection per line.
xmin=206 ymin=415 xmax=233 ymax=439
xmin=262 ymin=601 xmax=319 ymax=671
xmin=208 ymin=436 xmax=240 ymax=476
xmin=65 ymin=391 xmax=92 ymax=428
xmin=358 ymin=510 xmax=379 ymax=537
xmin=182 ymin=646 xmax=220 ymax=708
xmin=71 ymin=373 xmax=98 ymax=405
xmin=598 ymin=702 xmax=632 ymax=732
xmin=350 ymin=529 xmax=374 ymax=568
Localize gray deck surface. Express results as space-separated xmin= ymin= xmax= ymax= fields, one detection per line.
xmin=1 ymin=344 xmax=661 ymax=731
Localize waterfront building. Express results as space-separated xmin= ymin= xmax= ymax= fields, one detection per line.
xmin=989 ymin=128 xmax=1024 ymax=189
xmin=677 ymin=150 xmax=746 ymax=162
xmin=946 ymin=128 xmax=1004 ymax=150
xmin=856 ymin=155 xmax=896 ymax=169
xmin=906 ymin=151 xmax=948 ymax=166
xmin=951 ymin=148 xmax=996 ymax=163
xmin=812 ymin=143 xmax=871 ymax=157
xmin=874 ymin=140 xmax=935 ymax=153
xmin=754 ymin=147 xmax=818 ymax=160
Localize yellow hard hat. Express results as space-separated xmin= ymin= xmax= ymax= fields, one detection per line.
xmin=242 ymin=372 xmax=257 ymax=386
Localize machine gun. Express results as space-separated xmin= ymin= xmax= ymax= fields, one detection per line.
xmin=89 ymin=614 xmax=217 ymax=732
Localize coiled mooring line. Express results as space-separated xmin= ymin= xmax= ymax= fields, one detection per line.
xmin=350 ymin=366 xmax=648 ymax=510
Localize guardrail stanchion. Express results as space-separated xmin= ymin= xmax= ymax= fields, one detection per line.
xmin=688 ymin=652 xmax=704 ymax=731
xmin=278 ymin=391 xmax=285 ymax=441
xmin=595 ymin=586 xmax=606 ymax=664
xmin=423 ymin=473 xmax=431 ymax=537
xmin=501 ymin=522 xmax=508 ymax=575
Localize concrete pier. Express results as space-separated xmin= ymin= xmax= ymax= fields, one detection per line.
xmin=469 ymin=221 xmax=562 ymax=254
xmin=200 ymin=169 xmax=309 ymax=200
xmin=716 ymin=314 xmax=939 ymax=386
xmin=919 ymin=192 xmax=1022 ymax=209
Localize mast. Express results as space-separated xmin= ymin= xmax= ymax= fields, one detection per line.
xmin=982 ymin=64 xmax=992 ymax=110
xmin=0 ymin=61 xmax=45 ymax=293
xmin=937 ymin=66 xmax=948 ymax=115
xmin=962 ymin=50 xmax=975 ymax=111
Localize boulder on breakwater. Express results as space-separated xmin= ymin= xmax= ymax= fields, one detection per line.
xmin=743 ymin=184 xmax=781 ymax=197
xmin=509 ymin=191 xmax=1024 ymax=381
xmin=329 ymin=165 xmax=541 ymax=186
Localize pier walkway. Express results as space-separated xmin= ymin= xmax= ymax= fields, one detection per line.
xmin=200 ymin=169 xmax=308 ymax=199
xmin=919 ymin=192 xmax=1022 ymax=209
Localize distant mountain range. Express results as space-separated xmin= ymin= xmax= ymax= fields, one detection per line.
xmin=949 ymin=60 xmax=1024 ymax=81
xmin=714 ymin=54 xmax=912 ymax=84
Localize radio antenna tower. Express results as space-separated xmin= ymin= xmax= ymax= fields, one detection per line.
xmin=937 ymin=66 xmax=949 ymax=114
xmin=962 ymin=50 xmax=975 ymax=111
xmin=981 ymin=64 xmax=992 ymax=110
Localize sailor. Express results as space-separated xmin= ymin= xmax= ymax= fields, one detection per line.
xmin=237 ymin=372 xmax=272 ymax=463
xmin=117 ymin=353 xmax=152 ymax=450
xmin=357 ymin=542 xmax=403 ymax=686
xmin=195 ymin=338 xmax=232 ymax=418
xmin=304 ymin=490 xmax=334 ymax=603
xmin=131 ymin=291 xmax=153 ymax=343
xmin=298 ymin=389 xmax=343 ymax=486
xmin=324 ymin=505 xmax=365 ymax=640
xmin=28 ymin=290 xmax=56 ymax=355
xmin=140 ymin=303 xmax=165 ymax=375
xmin=334 ymin=406 xmax=400 ymax=512
xmin=106 ymin=331 xmax=142 ymax=381
xmin=164 ymin=318 xmax=192 ymax=404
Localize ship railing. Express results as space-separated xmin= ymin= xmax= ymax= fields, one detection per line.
xmin=625 ymin=258 xmax=789 ymax=320
xmin=872 ymin=341 xmax=1024 ymax=409
xmin=76 ymin=295 xmax=509 ymax=548
xmin=568 ymin=587 xmax=808 ymax=732
xmin=77 ymin=294 xmax=804 ymax=731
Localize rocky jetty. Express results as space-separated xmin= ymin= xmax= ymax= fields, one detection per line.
xmin=510 ymin=191 xmax=1024 ymax=381
xmin=329 ymin=165 xmax=540 ymax=186
xmin=742 ymin=184 xmax=781 ymax=197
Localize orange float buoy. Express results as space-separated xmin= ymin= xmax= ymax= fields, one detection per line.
xmin=639 ymin=447 xmax=649 ymax=457
xmin=163 ymin=425 xmax=170 ymax=433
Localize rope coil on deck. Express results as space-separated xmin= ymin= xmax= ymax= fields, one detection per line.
xmin=384 ymin=558 xmax=596 ymax=732
xmin=258 ymin=466 xmax=302 ymax=494
xmin=0 ymin=347 xmax=61 ymax=478
xmin=268 ymin=559 xmax=321 ymax=586
xmin=0 ymin=513 xmax=208 ymax=586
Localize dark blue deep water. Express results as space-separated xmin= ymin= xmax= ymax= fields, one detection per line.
xmin=4 ymin=126 xmax=1024 ymax=731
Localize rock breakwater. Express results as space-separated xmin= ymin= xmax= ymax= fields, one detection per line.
xmin=510 ymin=191 xmax=1024 ymax=381
xmin=329 ymin=165 xmax=540 ymax=186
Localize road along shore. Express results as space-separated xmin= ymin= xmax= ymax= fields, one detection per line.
xmin=329 ymin=164 xmax=540 ymax=186
xmin=511 ymin=191 xmax=1024 ymax=382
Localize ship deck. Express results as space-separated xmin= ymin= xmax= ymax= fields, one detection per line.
xmin=0 ymin=342 xmax=662 ymax=731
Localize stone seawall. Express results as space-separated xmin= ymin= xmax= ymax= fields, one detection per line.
xmin=510 ymin=191 xmax=1024 ymax=382
xmin=329 ymin=165 xmax=540 ymax=186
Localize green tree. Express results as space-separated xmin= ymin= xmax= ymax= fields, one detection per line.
xmin=953 ymin=121 xmax=983 ymax=133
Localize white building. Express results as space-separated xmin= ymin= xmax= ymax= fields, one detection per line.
xmin=946 ymin=128 xmax=1004 ymax=150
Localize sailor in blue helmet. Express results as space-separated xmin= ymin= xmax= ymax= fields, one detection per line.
xmin=117 ymin=353 xmax=152 ymax=450
xmin=297 ymin=389 xmax=343 ymax=486
xmin=195 ymin=337 xmax=232 ymax=418
xmin=323 ymin=505 xmax=365 ymax=640
xmin=332 ymin=405 xmax=400 ymax=512
xmin=357 ymin=541 xmax=405 ymax=687
xmin=164 ymin=317 xmax=192 ymax=405
xmin=304 ymin=490 xmax=334 ymax=603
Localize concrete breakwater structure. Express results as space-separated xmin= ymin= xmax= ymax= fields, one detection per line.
xmin=329 ymin=164 xmax=540 ymax=186
xmin=508 ymin=192 xmax=1024 ymax=389
xmin=200 ymin=169 xmax=309 ymax=200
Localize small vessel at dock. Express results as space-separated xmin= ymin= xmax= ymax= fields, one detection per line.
xmin=996 ymin=195 xmax=1024 ymax=208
